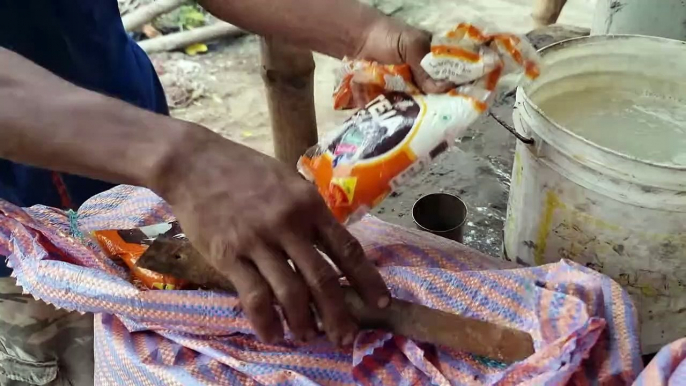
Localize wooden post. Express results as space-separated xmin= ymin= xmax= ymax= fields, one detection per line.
xmin=260 ymin=38 xmax=319 ymax=167
xmin=532 ymin=0 xmax=568 ymax=28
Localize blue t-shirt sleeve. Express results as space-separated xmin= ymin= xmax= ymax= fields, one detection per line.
xmin=0 ymin=0 xmax=170 ymax=275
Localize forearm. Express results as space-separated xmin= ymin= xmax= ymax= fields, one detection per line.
xmin=0 ymin=48 xmax=207 ymax=192
xmin=198 ymin=0 xmax=387 ymax=59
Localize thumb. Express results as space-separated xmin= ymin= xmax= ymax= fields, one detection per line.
xmin=398 ymin=29 xmax=454 ymax=94
xmin=410 ymin=64 xmax=454 ymax=94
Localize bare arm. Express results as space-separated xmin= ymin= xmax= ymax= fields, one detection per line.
xmin=198 ymin=0 xmax=384 ymax=59
xmin=0 ymin=47 xmax=199 ymax=190
xmin=0 ymin=47 xmax=390 ymax=345
xmin=198 ymin=0 xmax=448 ymax=92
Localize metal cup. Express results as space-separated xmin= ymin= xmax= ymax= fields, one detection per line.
xmin=412 ymin=193 xmax=468 ymax=243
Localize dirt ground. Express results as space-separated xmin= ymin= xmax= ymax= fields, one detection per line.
xmin=151 ymin=0 xmax=595 ymax=257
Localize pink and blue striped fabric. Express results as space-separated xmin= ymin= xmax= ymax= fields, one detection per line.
xmin=0 ymin=185 xmax=683 ymax=385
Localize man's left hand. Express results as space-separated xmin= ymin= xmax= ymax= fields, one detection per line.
xmin=356 ymin=19 xmax=452 ymax=94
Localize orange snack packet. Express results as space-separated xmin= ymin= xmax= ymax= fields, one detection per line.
xmin=489 ymin=34 xmax=541 ymax=80
xmin=420 ymin=23 xmax=540 ymax=85
xmin=93 ymin=222 xmax=187 ymax=290
xmin=333 ymin=60 xmax=420 ymax=110
xmin=420 ymin=23 xmax=502 ymax=86
xmin=299 ymin=23 xmax=540 ymax=225
xmin=299 ymin=90 xmax=486 ymax=224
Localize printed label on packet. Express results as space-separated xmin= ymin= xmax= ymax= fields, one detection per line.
xmin=389 ymin=156 xmax=431 ymax=191
xmin=298 ymin=91 xmax=423 ymax=223
xmin=329 ymin=177 xmax=357 ymax=206
xmin=383 ymin=73 xmax=412 ymax=92
xmin=326 ymin=92 xmax=421 ymax=163
xmin=152 ymin=283 xmax=178 ymax=290
xmin=420 ymin=46 xmax=502 ymax=85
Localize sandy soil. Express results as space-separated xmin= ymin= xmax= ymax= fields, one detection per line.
xmin=151 ymin=0 xmax=595 ymax=256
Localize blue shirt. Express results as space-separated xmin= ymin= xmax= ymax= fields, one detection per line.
xmin=0 ymin=0 xmax=169 ymax=275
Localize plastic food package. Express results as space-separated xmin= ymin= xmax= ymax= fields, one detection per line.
xmin=92 ymin=222 xmax=187 ymax=290
xmin=420 ymin=23 xmax=501 ymax=85
xmin=333 ymin=60 xmax=420 ymax=110
xmin=298 ymin=23 xmax=540 ymax=224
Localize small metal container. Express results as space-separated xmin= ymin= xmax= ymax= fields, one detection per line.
xmin=412 ymin=193 xmax=468 ymax=243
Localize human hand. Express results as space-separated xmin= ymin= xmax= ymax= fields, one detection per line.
xmin=356 ymin=18 xmax=452 ymax=94
xmin=156 ymin=128 xmax=390 ymax=345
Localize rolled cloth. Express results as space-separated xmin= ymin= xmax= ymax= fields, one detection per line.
xmin=0 ymin=185 xmax=682 ymax=385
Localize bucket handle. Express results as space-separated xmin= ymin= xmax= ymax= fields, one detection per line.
xmin=488 ymin=110 xmax=534 ymax=145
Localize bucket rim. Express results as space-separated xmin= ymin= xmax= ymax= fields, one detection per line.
xmin=519 ymin=34 xmax=686 ymax=171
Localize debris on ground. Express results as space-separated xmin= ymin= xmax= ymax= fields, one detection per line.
xmin=155 ymin=58 xmax=208 ymax=109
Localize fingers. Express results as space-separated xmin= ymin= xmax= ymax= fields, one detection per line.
xmin=226 ymin=257 xmax=283 ymax=344
xmin=398 ymin=27 xmax=456 ymax=94
xmin=411 ymin=65 xmax=455 ymax=94
xmin=250 ymin=245 xmax=317 ymax=342
xmin=351 ymin=82 xmax=376 ymax=109
xmin=281 ymin=232 xmax=357 ymax=346
xmin=317 ymin=215 xmax=390 ymax=310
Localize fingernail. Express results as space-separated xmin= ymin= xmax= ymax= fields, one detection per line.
xmin=342 ymin=332 xmax=355 ymax=346
xmin=377 ymin=295 xmax=390 ymax=308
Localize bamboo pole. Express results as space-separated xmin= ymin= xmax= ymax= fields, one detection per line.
xmin=260 ymin=38 xmax=319 ymax=167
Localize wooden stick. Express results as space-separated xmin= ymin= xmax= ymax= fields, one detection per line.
xmin=122 ymin=0 xmax=187 ymax=32
xmin=137 ymin=236 xmax=536 ymax=363
xmin=531 ymin=0 xmax=569 ymax=28
xmin=260 ymin=38 xmax=319 ymax=167
xmin=137 ymin=22 xmax=244 ymax=54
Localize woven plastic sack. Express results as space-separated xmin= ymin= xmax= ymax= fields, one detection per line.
xmin=0 ymin=185 xmax=664 ymax=385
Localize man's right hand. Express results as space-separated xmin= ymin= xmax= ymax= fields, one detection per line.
xmin=153 ymin=128 xmax=391 ymax=345
xmin=1 ymin=45 xmax=391 ymax=347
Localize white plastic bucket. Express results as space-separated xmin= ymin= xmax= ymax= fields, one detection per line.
xmin=592 ymin=0 xmax=686 ymax=41
xmin=504 ymin=35 xmax=686 ymax=354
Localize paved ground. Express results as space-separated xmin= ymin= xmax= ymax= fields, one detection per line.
xmin=157 ymin=0 xmax=596 ymax=257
